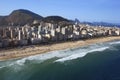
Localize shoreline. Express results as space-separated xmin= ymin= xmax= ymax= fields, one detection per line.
xmin=0 ymin=36 xmax=120 ymax=61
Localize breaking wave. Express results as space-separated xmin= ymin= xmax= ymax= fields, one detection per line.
xmin=0 ymin=49 xmax=73 ymax=69
xmin=0 ymin=40 xmax=120 ymax=69
xmin=55 ymin=47 xmax=109 ymax=62
xmin=0 ymin=66 xmax=5 ymax=69
xmin=109 ymin=41 xmax=120 ymax=45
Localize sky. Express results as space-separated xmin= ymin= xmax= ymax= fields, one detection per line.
xmin=0 ymin=0 xmax=120 ymax=23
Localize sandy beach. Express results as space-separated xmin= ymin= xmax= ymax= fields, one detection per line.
xmin=0 ymin=36 xmax=120 ymax=61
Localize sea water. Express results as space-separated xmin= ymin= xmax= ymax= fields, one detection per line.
xmin=0 ymin=40 xmax=120 ymax=80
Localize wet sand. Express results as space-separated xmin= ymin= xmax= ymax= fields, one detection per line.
xmin=0 ymin=36 xmax=120 ymax=61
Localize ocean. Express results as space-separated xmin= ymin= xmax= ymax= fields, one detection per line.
xmin=0 ymin=40 xmax=120 ymax=80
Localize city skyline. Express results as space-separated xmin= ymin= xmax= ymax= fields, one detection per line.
xmin=0 ymin=0 xmax=120 ymax=24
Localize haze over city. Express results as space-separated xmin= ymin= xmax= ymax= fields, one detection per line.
xmin=0 ymin=0 xmax=120 ymax=24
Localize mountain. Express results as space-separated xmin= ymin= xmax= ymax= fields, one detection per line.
xmin=42 ymin=16 xmax=70 ymax=23
xmin=0 ymin=10 xmax=70 ymax=26
xmin=1 ymin=9 xmax=119 ymax=27
xmin=0 ymin=16 xmax=8 ymax=26
xmin=0 ymin=9 xmax=43 ymax=26
xmin=81 ymin=21 xmax=120 ymax=27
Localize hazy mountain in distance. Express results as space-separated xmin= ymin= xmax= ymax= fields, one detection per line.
xmin=81 ymin=21 xmax=120 ymax=27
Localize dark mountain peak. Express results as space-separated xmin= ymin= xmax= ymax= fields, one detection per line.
xmin=42 ymin=16 xmax=70 ymax=23
xmin=12 ymin=9 xmax=32 ymax=13
xmin=6 ymin=9 xmax=43 ymax=26
xmin=10 ymin=9 xmax=42 ymax=18
xmin=74 ymin=18 xmax=80 ymax=24
xmin=0 ymin=9 xmax=43 ymax=26
xmin=0 ymin=9 xmax=71 ymax=27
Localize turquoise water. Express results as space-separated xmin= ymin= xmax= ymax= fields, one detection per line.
xmin=0 ymin=40 xmax=120 ymax=80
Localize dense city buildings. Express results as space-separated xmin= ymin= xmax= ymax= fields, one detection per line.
xmin=0 ymin=21 xmax=120 ymax=48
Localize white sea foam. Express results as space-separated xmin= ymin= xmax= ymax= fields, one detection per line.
xmin=109 ymin=41 xmax=120 ymax=45
xmin=0 ymin=40 xmax=117 ymax=68
xmin=55 ymin=47 xmax=109 ymax=62
xmin=12 ymin=50 xmax=73 ymax=66
xmin=0 ymin=50 xmax=72 ymax=68
xmin=0 ymin=66 xmax=5 ymax=69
